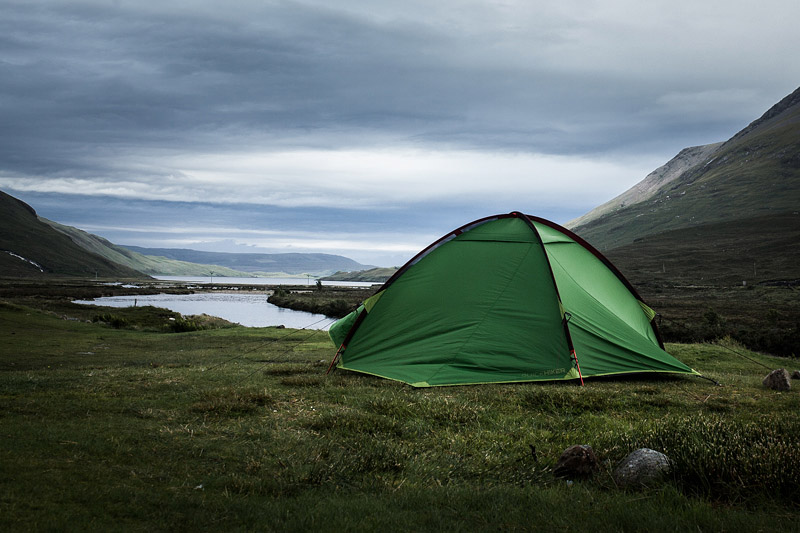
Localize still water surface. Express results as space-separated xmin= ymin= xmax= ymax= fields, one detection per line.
xmin=154 ymin=276 xmax=376 ymax=288
xmin=74 ymin=293 xmax=334 ymax=330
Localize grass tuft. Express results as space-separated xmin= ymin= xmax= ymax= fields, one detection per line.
xmin=191 ymin=388 xmax=275 ymax=416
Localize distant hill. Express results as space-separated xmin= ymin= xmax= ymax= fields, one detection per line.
xmin=2 ymin=189 xmax=375 ymax=279
xmin=569 ymin=86 xmax=800 ymax=285
xmin=563 ymin=87 xmax=800 ymax=356
xmin=570 ymin=86 xmax=800 ymax=252
xmin=0 ymin=190 xmax=145 ymax=278
xmin=322 ymin=267 xmax=397 ymax=283
xmin=41 ymin=219 xmax=252 ymax=278
xmin=604 ymin=212 xmax=800 ymax=287
xmin=123 ymin=246 xmax=375 ymax=277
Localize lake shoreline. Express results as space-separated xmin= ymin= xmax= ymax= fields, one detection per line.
xmin=73 ymin=291 xmax=338 ymax=329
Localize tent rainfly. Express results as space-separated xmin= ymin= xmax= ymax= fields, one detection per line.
xmin=328 ymin=212 xmax=699 ymax=387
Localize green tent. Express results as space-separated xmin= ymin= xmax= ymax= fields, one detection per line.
xmin=329 ymin=212 xmax=698 ymax=387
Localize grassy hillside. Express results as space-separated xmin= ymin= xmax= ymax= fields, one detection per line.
xmin=573 ymin=86 xmax=800 ymax=251
xmin=125 ymin=246 xmax=374 ymax=277
xmin=601 ymin=213 xmax=800 ymax=356
xmin=0 ymin=191 xmax=145 ymax=279
xmin=567 ymin=143 xmax=722 ymax=229
xmin=2 ymin=189 xmax=371 ymax=278
xmin=322 ymin=267 xmax=398 ymax=282
xmin=562 ymin=88 xmax=800 ymax=357
xmin=605 ymin=213 xmax=800 ymax=287
xmin=42 ymin=219 xmax=253 ymax=277
xmin=1 ymin=285 xmax=799 ymax=530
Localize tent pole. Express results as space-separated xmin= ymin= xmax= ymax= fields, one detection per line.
xmin=571 ymin=349 xmax=585 ymax=386
xmin=326 ymin=344 xmax=345 ymax=375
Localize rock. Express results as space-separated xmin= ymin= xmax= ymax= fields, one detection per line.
xmin=791 ymin=370 xmax=800 ymax=380
xmin=763 ymin=368 xmax=791 ymax=391
xmin=553 ymin=444 xmax=598 ymax=479
xmin=613 ymin=448 xmax=671 ymax=488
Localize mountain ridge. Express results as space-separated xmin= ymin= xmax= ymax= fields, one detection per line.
xmin=2 ymin=189 xmax=376 ymax=278
xmin=0 ymin=190 xmax=146 ymax=278
xmin=566 ymin=142 xmax=722 ymax=229
xmin=570 ymin=85 xmax=800 ymax=253
xmin=122 ymin=246 xmax=374 ymax=277
xmin=564 ymin=87 xmax=800 ymax=357
xmin=41 ymin=219 xmax=254 ymax=278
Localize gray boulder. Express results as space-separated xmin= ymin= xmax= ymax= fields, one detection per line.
xmin=613 ymin=448 xmax=671 ymax=488
xmin=763 ymin=368 xmax=791 ymax=391
xmin=553 ymin=444 xmax=598 ymax=479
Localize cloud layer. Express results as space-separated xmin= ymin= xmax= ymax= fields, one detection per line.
xmin=1 ymin=0 xmax=798 ymax=265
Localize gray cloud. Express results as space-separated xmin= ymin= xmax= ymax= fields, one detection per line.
xmin=5 ymin=1 xmax=794 ymax=160
xmin=1 ymin=0 xmax=798 ymax=264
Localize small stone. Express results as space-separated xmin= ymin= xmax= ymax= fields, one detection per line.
xmin=763 ymin=368 xmax=791 ymax=391
xmin=791 ymin=370 xmax=800 ymax=380
xmin=553 ymin=444 xmax=598 ymax=479
xmin=613 ymin=448 xmax=671 ymax=488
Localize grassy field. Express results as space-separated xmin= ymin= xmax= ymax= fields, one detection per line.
xmin=2 ymin=285 xmax=800 ymax=531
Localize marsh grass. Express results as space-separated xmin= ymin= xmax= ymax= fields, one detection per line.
xmin=615 ymin=415 xmax=800 ymax=500
xmin=2 ymin=298 xmax=800 ymax=531
xmin=268 ymin=286 xmax=373 ymax=318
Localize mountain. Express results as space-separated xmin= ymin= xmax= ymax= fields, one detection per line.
xmin=569 ymin=85 xmax=800 ymax=255
xmin=0 ymin=190 xmax=145 ymax=278
xmin=567 ymin=142 xmax=722 ymax=229
xmin=122 ymin=246 xmax=374 ymax=277
xmin=41 ymin=219 xmax=253 ymax=278
xmin=564 ymin=87 xmax=800 ymax=356
xmin=2 ymin=189 xmax=374 ymax=278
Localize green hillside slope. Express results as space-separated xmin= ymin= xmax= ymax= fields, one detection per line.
xmin=605 ymin=213 xmax=800 ymax=287
xmin=42 ymin=219 xmax=252 ymax=277
xmin=322 ymin=267 xmax=397 ymax=282
xmin=602 ymin=213 xmax=800 ymax=356
xmin=567 ymin=142 xmax=723 ymax=229
xmin=564 ymin=88 xmax=800 ymax=356
xmin=573 ymin=86 xmax=800 ymax=252
xmin=0 ymin=191 xmax=145 ymax=278
xmin=123 ymin=246 xmax=373 ymax=276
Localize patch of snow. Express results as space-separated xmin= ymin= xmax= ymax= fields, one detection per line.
xmin=4 ymin=251 xmax=44 ymax=272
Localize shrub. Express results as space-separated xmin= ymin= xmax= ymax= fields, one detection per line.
xmin=703 ymin=308 xmax=724 ymax=328
xmin=321 ymin=299 xmax=352 ymax=318
xmin=92 ymin=313 xmax=129 ymax=329
xmin=169 ymin=317 xmax=206 ymax=332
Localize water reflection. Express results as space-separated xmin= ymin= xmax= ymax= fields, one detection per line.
xmin=153 ymin=275 xmax=377 ymax=288
xmin=74 ymin=292 xmax=334 ymax=329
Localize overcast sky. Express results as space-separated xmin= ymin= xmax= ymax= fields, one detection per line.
xmin=1 ymin=0 xmax=798 ymax=266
